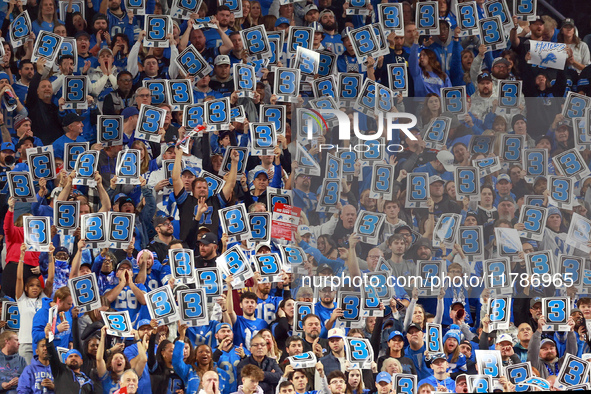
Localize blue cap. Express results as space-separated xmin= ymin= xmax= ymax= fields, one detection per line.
xmin=1 ymin=142 xmax=15 ymax=152
xmin=137 ymin=319 xmax=152 ymax=328
xmin=215 ymin=322 xmax=231 ymax=333
xmin=443 ymin=324 xmax=461 ymax=344
xmin=121 ymin=106 xmax=139 ymax=120
xmin=253 ymin=170 xmax=269 ymax=179
xmin=376 ymin=372 xmax=392 ymax=384
xmin=65 ymin=349 xmax=83 ymax=359
xmin=113 ymin=193 xmax=128 ymax=204
xmin=0 ymin=72 xmax=9 ymax=82
xmin=497 ymin=173 xmax=511 ymax=183
xmin=182 ymin=167 xmax=198 ymax=177
xmin=275 ymin=17 xmax=290 ymax=27
xmin=388 ymin=331 xmax=404 ymax=341
xmin=548 ymin=206 xmax=562 ymax=218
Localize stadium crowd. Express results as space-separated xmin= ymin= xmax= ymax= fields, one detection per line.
xmin=0 ymin=0 xmax=589 ymax=393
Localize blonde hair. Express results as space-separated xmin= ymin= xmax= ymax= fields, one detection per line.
xmin=382 ymin=357 xmax=403 ymax=374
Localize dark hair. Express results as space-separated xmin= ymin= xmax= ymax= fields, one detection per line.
xmin=117 ymin=70 xmax=133 ymax=80
xmin=302 ymin=313 xmax=321 ymax=325
xmin=419 ymin=48 xmax=447 ymax=82
xmin=217 ymin=5 xmax=231 ymax=12
xmin=240 ymin=291 xmax=258 ymax=302
xmin=156 ymin=339 xmax=173 ymax=367
xmin=18 ymin=60 xmax=33 ymax=70
xmin=285 ymin=335 xmax=304 ymax=348
xmin=59 ymin=55 xmax=75 ymax=65
xmin=143 ymin=55 xmax=159 ymax=65
xmin=327 ymin=370 xmax=347 ymax=384
xmin=279 ymin=381 xmax=295 ymax=391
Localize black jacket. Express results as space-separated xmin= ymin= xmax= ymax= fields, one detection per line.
xmin=236 ymin=355 xmax=282 ymax=394
xmin=47 ymin=340 xmax=94 ymax=394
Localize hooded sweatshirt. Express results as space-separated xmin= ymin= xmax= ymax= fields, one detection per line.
xmin=232 ymin=384 xmax=264 ymax=394
xmin=31 ymin=299 xmax=73 ymax=353
xmin=0 ymin=349 xmax=27 ymax=389
xmin=16 ymin=355 xmax=53 ymax=394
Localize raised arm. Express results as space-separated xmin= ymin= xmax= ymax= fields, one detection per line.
xmin=69 ymin=239 xmax=85 ymax=279
xmin=172 ymin=145 xmax=184 ymax=195
xmin=44 ymin=243 xmax=55 ymax=296
xmin=221 ymin=149 xmax=240 ymax=201
xmin=95 ymin=172 xmax=112 ymax=212
xmin=224 ymin=274 xmax=237 ymax=325
xmin=96 ymin=326 xmax=108 ymax=377
xmin=15 ymin=243 xmax=26 ymax=300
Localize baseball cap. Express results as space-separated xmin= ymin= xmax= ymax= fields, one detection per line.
xmin=0 ymin=72 xmax=9 ymax=82
xmin=137 ymin=319 xmax=152 ymax=328
xmin=376 ymin=372 xmax=392 ymax=384
xmin=530 ymin=15 xmax=543 ymax=24
xmin=153 ymin=215 xmax=173 ymax=227
xmin=562 ymin=18 xmax=575 ymax=28
xmin=121 ymin=106 xmax=139 ymax=120
xmin=75 ymin=31 xmax=90 ymax=40
xmin=98 ymin=47 xmax=113 ymax=57
xmin=182 ymin=167 xmax=199 ymax=177
xmin=117 ymin=259 xmax=133 ymax=270
xmin=477 ymin=72 xmax=493 ymax=83
xmin=215 ymin=322 xmax=232 ymax=333
xmin=497 ymin=174 xmax=511 ymax=183
xmin=62 ymin=113 xmax=84 ymax=127
xmin=493 ymin=57 xmax=510 ymax=68
xmin=275 ymin=17 xmax=290 ymax=27
xmin=436 ymin=150 xmax=455 ymax=172
xmin=460 ymin=340 xmax=472 ymax=349
xmin=429 ymin=175 xmax=445 ymax=185
xmin=118 ymin=196 xmax=135 ymax=209
xmin=540 ymin=338 xmax=556 ymax=348
xmin=318 ymin=264 xmax=333 ymax=274
xmin=15 ymin=136 xmax=35 ymax=149
xmin=388 ymin=331 xmax=404 ymax=341
xmin=304 ymin=4 xmax=318 ymax=14
xmin=530 ymin=297 xmax=542 ymax=308
xmin=496 ymin=333 xmax=513 ymax=345
xmin=557 ymin=120 xmax=571 ymax=129
xmin=253 ymin=170 xmax=269 ymax=179
xmin=498 ymin=195 xmax=515 ymax=204
xmin=327 ymin=328 xmax=345 ymax=339
xmin=415 ymin=237 xmax=433 ymax=250
xmin=0 ymin=142 xmax=15 ymax=152
xmin=214 ymin=55 xmax=230 ymax=66
xmin=319 ymin=9 xmax=335 ymax=18
xmin=198 ymin=232 xmax=218 ymax=245
xmin=298 ymin=225 xmax=312 ymax=235
xmin=426 ymin=352 xmax=447 ymax=363
xmin=407 ymin=323 xmax=422 ymax=332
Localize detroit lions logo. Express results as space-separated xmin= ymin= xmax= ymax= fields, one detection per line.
xmin=541 ymin=53 xmax=557 ymax=65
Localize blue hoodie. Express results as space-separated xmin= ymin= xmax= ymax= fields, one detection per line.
xmin=0 ymin=349 xmax=27 ymax=390
xmin=31 ymin=299 xmax=73 ymax=353
xmin=16 ymin=356 xmax=54 ymax=394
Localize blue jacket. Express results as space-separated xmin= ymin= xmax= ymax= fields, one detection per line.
xmin=0 ymin=350 xmax=27 ymax=391
xmin=409 ymin=44 xmax=452 ymax=96
xmin=16 ymin=356 xmax=53 ymax=394
xmin=32 ymin=298 xmax=73 ymax=353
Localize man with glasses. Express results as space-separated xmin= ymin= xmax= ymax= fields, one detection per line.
xmin=133 ymin=87 xmax=152 ymax=108
xmin=103 ymin=71 xmax=135 ymax=115
xmin=236 ymin=334 xmax=282 ymax=394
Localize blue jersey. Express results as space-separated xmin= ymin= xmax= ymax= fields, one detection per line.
xmin=405 ymin=344 xmax=432 ymax=381
xmin=108 ymin=283 xmax=147 ymax=325
xmin=187 ymin=320 xmax=220 ymax=348
xmin=233 ymin=316 xmax=268 ymax=348
xmin=106 ymin=10 xmax=136 ymax=45
xmin=321 ymin=34 xmax=344 ymax=55
xmin=216 ymin=346 xmax=251 ymax=393
xmin=144 ymin=261 xmax=172 ymax=292
xmin=100 ymin=372 xmax=120 ymax=394
xmin=314 ymin=302 xmax=335 ymax=327
xmin=418 ymin=376 xmax=456 ymax=392
xmin=255 ymin=296 xmax=283 ymax=325
xmin=203 ymin=28 xmax=232 ymax=50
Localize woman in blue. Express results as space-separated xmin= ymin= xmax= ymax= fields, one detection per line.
xmin=173 ymin=324 xmax=230 ymax=394
xmin=96 ymin=326 xmax=148 ymax=394
xmin=409 ymin=30 xmax=451 ymax=97
xmin=32 ymin=0 xmax=63 ymax=36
